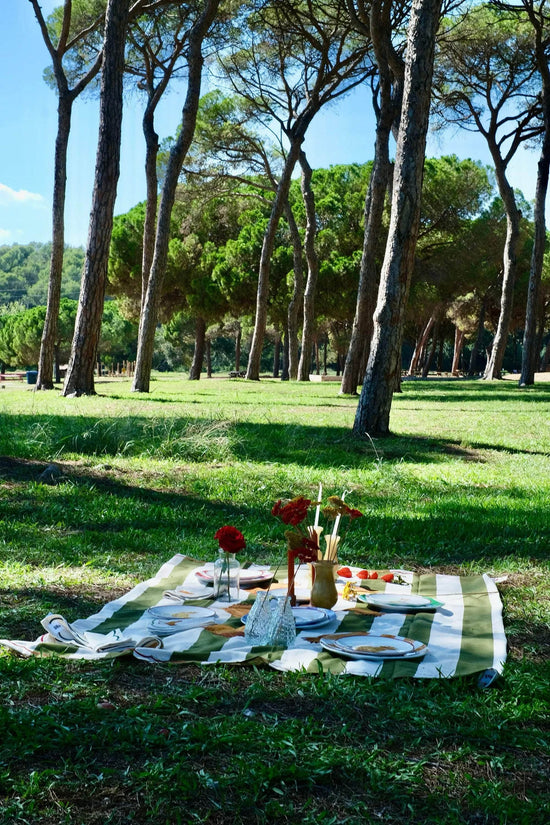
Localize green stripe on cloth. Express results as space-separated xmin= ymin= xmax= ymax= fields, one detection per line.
xmin=90 ymin=556 xmax=207 ymax=634
xmin=456 ymin=590 xmax=499 ymax=675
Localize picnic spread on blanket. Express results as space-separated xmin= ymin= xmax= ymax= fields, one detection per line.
xmin=0 ymin=553 xmax=507 ymax=679
xmin=1 ymin=492 xmax=507 ymax=678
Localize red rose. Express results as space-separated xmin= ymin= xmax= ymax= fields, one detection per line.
xmin=214 ymin=525 xmax=246 ymax=553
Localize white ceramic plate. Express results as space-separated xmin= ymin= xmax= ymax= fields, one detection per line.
xmin=292 ymin=607 xmax=328 ymax=627
xmin=357 ymin=593 xmax=443 ymax=612
xmin=147 ymin=616 xmax=215 ymax=636
xmin=195 ymin=568 xmax=274 ymax=587
xmin=319 ymin=633 xmax=427 ymax=661
xmin=147 ymin=605 xmax=216 ymax=621
xmin=292 ymin=607 xmax=336 ymax=629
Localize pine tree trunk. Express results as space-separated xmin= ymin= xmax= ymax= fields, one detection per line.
xmin=37 ymin=93 xmax=73 ymax=390
xmin=132 ymin=0 xmax=220 ymax=393
xmin=340 ymin=0 xmax=401 ymax=396
xmin=246 ymin=139 xmax=303 ymax=380
xmin=273 ymin=335 xmax=281 ymax=378
xmin=353 ymin=0 xmax=442 ymax=436
xmin=520 ymin=126 xmax=550 ymax=386
xmin=468 ymin=298 xmax=486 ymax=375
xmin=298 ymin=151 xmax=320 ymax=381
xmin=314 ymin=338 xmax=320 ymax=375
xmin=234 ymin=323 xmax=241 ymax=373
xmin=451 ymin=326 xmax=465 ymax=375
xmin=281 ymin=326 xmax=290 ymax=381
xmin=141 ymin=104 xmax=160 ymax=309
xmin=407 ymin=315 xmax=435 ymax=375
xmin=285 ymin=202 xmax=304 ymax=380
xmin=534 ymin=300 xmax=546 ymax=366
xmin=484 ymin=163 xmax=521 ymax=380
xmin=54 ymin=344 xmax=61 ymax=384
xmin=63 ymin=0 xmax=130 ymax=397
xmin=519 ymin=7 xmax=550 ymax=386
xmin=30 ymin=0 xmax=102 ymax=392
xmin=421 ymin=322 xmax=438 ymax=378
xmin=206 ymin=337 xmax=212 ymax=378
xmin=189 ymin=316 xmax=206 ymax=380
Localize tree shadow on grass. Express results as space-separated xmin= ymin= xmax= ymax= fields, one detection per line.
xmin=1 ymin=449 xmax=548 ymax=571
xmin=2 ymin=400 xmax=549 ymax=470
xmin=230 ymin=422 xmax=550 ymax=463
xmin=0 ymin=582 xmax=130 ymax=639
xmin=399 ymin=378 xmax=550 ymax=405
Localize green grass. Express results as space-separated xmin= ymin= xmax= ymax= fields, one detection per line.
xmin=1 ymin=374 xmax=549 ymax=824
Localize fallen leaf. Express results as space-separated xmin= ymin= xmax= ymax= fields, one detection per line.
xmin=225 ymin=604 xmax=251 ymax=618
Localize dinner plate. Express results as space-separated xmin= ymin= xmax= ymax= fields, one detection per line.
xmin=319 ymin=633 xmax=427 ymax=661
xmin=147 ymin=616 xmax=215 ymax=636
xmin=356 ymin=593 xmax=443 ymax=612
xmin=292 ymin=607 xmax=330 ymax=628
xmin=147 ymin=605 xmax=216 ymax=621
xmin=294 ymin=607 xmax=336 ymax=629
xmin=195 ymin=568 xmax=274 ymax=587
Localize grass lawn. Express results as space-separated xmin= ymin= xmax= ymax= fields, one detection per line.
xmin=0 ymin=373 xmax=549 ymax=824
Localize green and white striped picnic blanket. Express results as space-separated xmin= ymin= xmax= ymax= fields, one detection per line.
xmin=0 ymin=554 xmax=507 ymax=678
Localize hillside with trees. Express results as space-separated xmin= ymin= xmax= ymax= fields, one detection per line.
xmin=0 ymin=243 xmax=84 ymax=308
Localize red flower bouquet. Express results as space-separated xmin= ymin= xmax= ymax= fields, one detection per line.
xmin=272 ymin=491 xmax=363 ymax=605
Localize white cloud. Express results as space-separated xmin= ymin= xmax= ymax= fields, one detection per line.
xmin=0 ymin=228 xmax=12 ymax=241
xmin=0 ymin=183 xmax=45 ymax=206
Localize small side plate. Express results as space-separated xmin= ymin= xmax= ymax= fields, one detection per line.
xmin=357 ymin=593 xmax=443 ymax=612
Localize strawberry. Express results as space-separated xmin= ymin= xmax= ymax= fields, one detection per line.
xmin=356 ymin=569 xmax=370 ymax=579
xmin=381 ymin=572 xmax=394 ymax=582
xmin=369 ymin=571 xmax=379 ymax=579
xmin=337 ymin=566 xmax=353 ymax=578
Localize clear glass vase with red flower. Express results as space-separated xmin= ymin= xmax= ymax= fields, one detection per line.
xmin=213 ymin=525 xmax=246 ymax=602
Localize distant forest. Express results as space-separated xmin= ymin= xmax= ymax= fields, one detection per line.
xmin=0 ymin=243 xmax=84 ymax=308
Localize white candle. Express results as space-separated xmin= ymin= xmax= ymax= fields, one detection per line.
xmin=314 ymin=483 xmax=322 ymax=528
xmin=331 ymin=490 xmax=346 ymax=538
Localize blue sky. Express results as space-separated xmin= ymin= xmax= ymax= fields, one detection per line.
xmin=0 ymin=2 xmax=541 ymax=249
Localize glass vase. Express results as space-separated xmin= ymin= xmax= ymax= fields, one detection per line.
xmin=244 ymin=592 xmax=296 ymax=647
xmin=310 ymin=560 xmax=338 ymax=609
xmin=213 ymin=550 xmax=240 ymax=602
xmin=244 ymin=590 xmax=273 ymax=644
xmin=266 ymin=595 xmax=296 ymax=647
